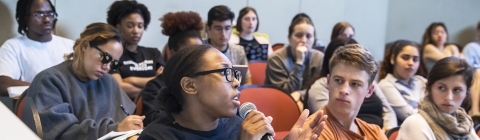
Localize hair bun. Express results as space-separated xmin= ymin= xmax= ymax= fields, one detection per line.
xmin=160 ymin=11 xmax=203 ymax=36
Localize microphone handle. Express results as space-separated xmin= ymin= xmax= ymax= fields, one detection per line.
xmin=261 ymin=134 xmax=274 ymax=140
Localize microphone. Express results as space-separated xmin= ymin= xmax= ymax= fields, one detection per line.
xmin=239 ymin=102 xmax=274 ymax=140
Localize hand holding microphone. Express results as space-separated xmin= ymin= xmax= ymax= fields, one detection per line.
xmin=239 ymin=102 xmax=275 ymax=140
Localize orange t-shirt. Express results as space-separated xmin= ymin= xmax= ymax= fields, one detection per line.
xmin=317 ymin=107 xmax=387 ymax=140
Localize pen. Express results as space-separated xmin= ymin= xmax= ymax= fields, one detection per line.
xmin=120 ymin=105 xmax=130 ymax=116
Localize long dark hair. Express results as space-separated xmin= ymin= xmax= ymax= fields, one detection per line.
xmin=378 ymin=40 xmax=420 ymax=80
xmin=330 ymin=22 xmax=354 ymax=40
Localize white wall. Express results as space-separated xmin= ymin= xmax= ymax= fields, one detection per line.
xmin=386 ymin=0 xmax=480 ymax=47
xmin=1 ymin=0 xmax=479 ymax=60
xmin=0 ymin=0 xmax=18 ymax=44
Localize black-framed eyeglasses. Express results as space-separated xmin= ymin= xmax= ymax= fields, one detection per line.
xmin=192 ymin=68 xmax=242 ymax=83
xmin=91 ymin=45 xmax=122 ymax=69
xmin=31 ymin=12 xmax=57 ymax=20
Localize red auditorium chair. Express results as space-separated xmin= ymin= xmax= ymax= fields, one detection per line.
xmin=239 ymin=85 xmax=300 ymax=139
xmin=134 ymin=94 xmax=143 ymax=116
xmin=14 ymin=88 xmax=29 ymax=118
xmin=385 ymin=127 xmax=400 ymax=140
xmin=248 ymin=61 xmax=267 ymax=85
xmin=272 ymin=43 xmax=285 ymax=52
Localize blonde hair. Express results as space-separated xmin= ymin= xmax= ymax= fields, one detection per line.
xmin=66 ymin=22 xmax=123 ymax=71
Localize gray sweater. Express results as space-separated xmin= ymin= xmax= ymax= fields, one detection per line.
xmin=26 ymin=60 xmax=135 ymax=140
xmin=265 ymin=46 xmax=324 ymax=94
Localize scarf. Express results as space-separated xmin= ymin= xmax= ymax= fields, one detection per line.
xmin=418 ymin=97 xmax=473 ymax=140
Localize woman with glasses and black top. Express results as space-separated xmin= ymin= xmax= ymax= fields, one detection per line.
xmin=26 ymin=23 xmax=143 ymax=140
xmin=139 ymin=44 xmax=327 ymax=140
xmin=107 ymin=1 xmax=165 ymax=99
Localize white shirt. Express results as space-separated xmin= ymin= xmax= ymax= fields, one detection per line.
xmin=463 ymin=42 xmax=480 ymax=68
xmin=0 ymin=35 xmax=74 ymax=82
xmin=398 ymin=113 xmax=479 ymax=140
xmin=378 ymin=73 xmax=427 ymax=122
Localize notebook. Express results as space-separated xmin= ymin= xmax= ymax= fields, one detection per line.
xmin=98 ymin=129 xmax=142 ymax=140
xmin=7 ymin=86 xmax=29 ymax=98
xmin=233 ymin=65 xmax=248 ymax=85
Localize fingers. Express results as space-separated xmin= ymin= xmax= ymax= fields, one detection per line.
xmin=309 ymin=110 xmax=325 ymax=129
xmin=266 ymin=116 xmax=273 ymax=123
xmin=310 ymin=134 xmax=319 ymax=140
xmin=311 ymin=121 xmax=325 ymax=137
xmin=241 ymin=110 xmax=275 ymax=137
xmin=293 ymin=109 xmax=310 ymax=128
xmin=255 ymin=123 xmax=276 ymax=137
xmin=126 ymin=115 xmax=145 ymax=129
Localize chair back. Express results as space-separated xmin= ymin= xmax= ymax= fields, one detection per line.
xmin=15 ymin=88 xmax=29 ymax=118
xmin=385 ymin=127 xmax=400 ymax=140
xmin=21 ymin=97 xmax=43 ymax=138
xmin=248 ymin=61 xmax=267 ymax=85
xmin=134 ymin=94 xmax=143 ymax=116
xmin=239 ymin=85 xmax=300 ymax=131
xmin=272 ymin=43 xmax=284 ymax=52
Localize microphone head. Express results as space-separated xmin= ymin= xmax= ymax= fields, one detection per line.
xmin=239 ymin=102 xmax=257 ymax=119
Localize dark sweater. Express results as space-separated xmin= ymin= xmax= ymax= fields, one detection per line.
xmin=139 ymin=74 xmax=168 ymax=126
xmin=357 ymin=92 xmax=383 ymax=127
xmin=138 ymin=115 xmax=243 ymax=140
xmin=26 ymin=60 xmax=135 ymax=140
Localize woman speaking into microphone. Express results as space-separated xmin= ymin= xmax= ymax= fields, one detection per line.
xmin=138 ymin=44 xmax=327 ymax=140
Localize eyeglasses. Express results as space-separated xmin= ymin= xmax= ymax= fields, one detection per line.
xmin=91 ymin=45 xmax=122 ymax=69
xmin=211 ymin=26 xmax=232 ymax=34
xmin=31 ymin=12 xmax=57 ymax=20
xmin=192 ymin=68 xmax=242 ymax=83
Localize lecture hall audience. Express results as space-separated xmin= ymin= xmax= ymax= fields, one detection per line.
xmin=1 ymin=1 xmax=480 ymax=140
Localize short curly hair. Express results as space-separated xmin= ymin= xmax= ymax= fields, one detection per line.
xmin=107 ymin=0 xmax=151 ymax=29
xmin=160 ymin=11 xmax=203 ymax=52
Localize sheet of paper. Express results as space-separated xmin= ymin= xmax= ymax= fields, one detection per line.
xmin=7 ymin=86 xmax=29 ymax=98
xmin=98 ymin=129 xmax=142 ymax=140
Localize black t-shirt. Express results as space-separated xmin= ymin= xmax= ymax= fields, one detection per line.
xmin=238 ymin=37 xmax=268 ymax=61
xmin=138 ymin=115 xmax=243 ymax=140
xmin=110 ymin=46 xmax=165 ymax=78
xmin=356 ymin=92 xmax=383 ymax=127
